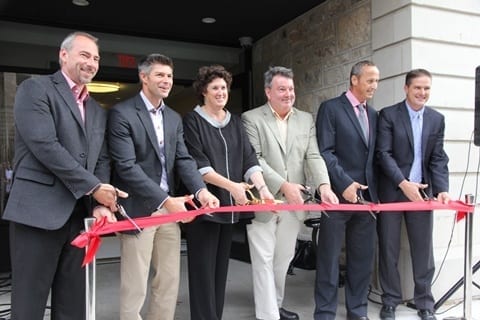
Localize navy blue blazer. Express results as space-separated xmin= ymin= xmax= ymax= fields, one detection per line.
xmin=316 ymin=92 xmax=378 ymax=203
xmin=108 ymin=94 xmax=206 ymax=218
xmin=376 ymin=101 xmax=449 ymax=201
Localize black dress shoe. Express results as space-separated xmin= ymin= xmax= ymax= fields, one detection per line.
xmin=279 ymin=307 xmax=299 ymax=320
xmin=417 ymin=309 xmax=436 ymax=320
xmin=380 ymin=305 xmax=395 ymax=320
xmin=347 ymin=317 xmax=369 ymax=320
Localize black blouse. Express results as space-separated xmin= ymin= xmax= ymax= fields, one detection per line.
xmin=183 ymin=106 xmax=261 ymax=223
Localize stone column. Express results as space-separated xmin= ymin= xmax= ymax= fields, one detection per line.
xmin=372 ymin=0 xmax=480 ymax=302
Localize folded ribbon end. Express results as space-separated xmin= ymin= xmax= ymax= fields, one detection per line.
xmin=456 ymin=211 xmax=467 ymax=222
xmin=71 ymin=217 xmax=106 ymax=266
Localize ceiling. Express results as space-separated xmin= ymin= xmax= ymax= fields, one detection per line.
xmin=1 ymin=0 xmax=326 ymax=111
xmin=0 ymin=0 xmax=325 ymax=47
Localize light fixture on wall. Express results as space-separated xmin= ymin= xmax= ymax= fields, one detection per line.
xmin=201 ymin=17 xmax=216 ymax=24
xmin=239 ymin=36 xmax=253 ymax=48
xmin=86 ymin=82 xmax=120 ymax=93
xmin=72 ymin=0 xmax=90 ymax=6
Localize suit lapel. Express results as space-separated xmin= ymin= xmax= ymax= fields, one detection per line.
xmin=285 ymin=110 xmax=297 ymax=155
xmin=262 ymin=105 xmax=287 ymax=154
xmin=421 ymin=107 xmax=432 ymax=158
xmin=84 ymin=98 xmax=97 ymax=136
xmin=135 ymin=96 xmax=163 ymax=161
xmin=342 ymin=98 xmax=368 ymax=146
xmin=162 ymin=107 xmax=174 ymax=164
xmin=53 ymin=72 xmax=86 ymax=134
xmin=366 ymin=104 xmax=376 ymax=147
xmin=399 ymin=103 xmax=414 ymax=150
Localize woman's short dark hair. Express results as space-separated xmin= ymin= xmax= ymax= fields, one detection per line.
xmin=193 ymin=65 xmax=232 ymax=105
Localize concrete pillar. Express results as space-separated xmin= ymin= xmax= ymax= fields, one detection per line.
xmin=371 ymin=0 xmax=480 ymax=302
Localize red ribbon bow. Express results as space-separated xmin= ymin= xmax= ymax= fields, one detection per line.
xmin=71 ymin=216 xmax=107 ymax=266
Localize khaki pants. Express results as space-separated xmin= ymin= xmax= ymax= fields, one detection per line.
xmin=119 ymin=221 xmax=180 ymax=320
xmin=247 ymin=211 xmax=301 ymax=320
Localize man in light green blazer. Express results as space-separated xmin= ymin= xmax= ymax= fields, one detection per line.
xmin=242 ymin=66 xmax=338 ymax=320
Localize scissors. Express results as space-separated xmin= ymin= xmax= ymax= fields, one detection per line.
xmin=301 ymin=185 xmax=329 ymax=218
xmin=184 ymin=195 xmax=213 ymax=217
xmin=419 ymin=187 xmax=431 ymax=201
xmin=116 ymin=203 xmax=142 ymax=234
xmin=356 ymin=189 xmax=376 ymax=220
xmin=241 ymin=182 xmax=283 ymax=205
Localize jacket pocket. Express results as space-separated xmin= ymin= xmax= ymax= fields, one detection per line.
xmin=15 ymin=167 xmax=55 ymax=186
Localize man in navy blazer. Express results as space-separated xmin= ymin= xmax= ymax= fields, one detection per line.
xmin=3 ymin=32 xmax=122 ymax=320
xmin=376 ymin=69 xmax=450 ymax=320
xmin=108 ymin=53 xmax=219 ymax=320
xmin=315 ymin=60 xmax=380 ymax=320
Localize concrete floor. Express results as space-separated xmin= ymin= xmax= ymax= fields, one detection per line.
xmin=0 ymin=252 xmax=478 ymax=320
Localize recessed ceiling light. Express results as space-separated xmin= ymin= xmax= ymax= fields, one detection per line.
xmin=72 ymin=0 xmax=90 ymax=6
xmin=201 ymin=17 xmax=216 ymax=24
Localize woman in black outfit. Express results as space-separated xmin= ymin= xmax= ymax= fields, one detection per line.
xmin=183 ymin=65 xmax=273 ymax=320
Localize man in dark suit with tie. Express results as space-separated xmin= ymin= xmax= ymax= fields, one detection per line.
xmin=108 ymin=53 xmax=219 ymax=320
xmin=3 ymin=31 xmax=123 ymax=320
xmin=315 ymin=60 xmax=380 ymax=320
xmin=376 ymin=69 xmax=450 ymax=320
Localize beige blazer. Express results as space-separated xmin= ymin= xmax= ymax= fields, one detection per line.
xmin=242 ymin=103 xmax=330 ymax=221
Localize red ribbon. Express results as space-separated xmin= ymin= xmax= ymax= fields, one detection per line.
xmin=71 ymin=216 xmax=107 ymax=266
xmin=456 ymin=211 xmax=467 ymax=222
xmin=71 ymin=200 xmax=473 ymax=266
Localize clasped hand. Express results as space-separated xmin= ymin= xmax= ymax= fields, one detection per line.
xmin=92 ymin=184 xmax=128 ymax=222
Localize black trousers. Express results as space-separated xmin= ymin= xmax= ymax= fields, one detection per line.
xmin=377 ymin=210 xmax=435 ymax=311
xmin=9 ymin=202 xmax=87 ymax=320
xmin=184 ymin=220 xmax=233 ymax=320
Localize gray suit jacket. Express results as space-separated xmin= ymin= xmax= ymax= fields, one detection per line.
xmin=108 ymin=94 xmax=206 ymax=218
xmin=242 ymin=104 xmax=330 ymax=220
xmin=3 ymin=71 xmax=110 ymax=230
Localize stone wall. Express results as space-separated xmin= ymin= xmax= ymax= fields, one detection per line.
xmin=251 ymin=0 xmax=372 ymax=114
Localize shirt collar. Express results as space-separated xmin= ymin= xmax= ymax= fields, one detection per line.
xmin=346 ymin=90 xmax=365 ymax=108
xmin=405 ymin=100 xmax=424 ymax=119
xmin=61 ymin=71 xmax=89 ymax=102
xmin=140 ymin=91 xmax=165 ymax=113
xmin=268 ymin=102 xmax=293 ymax=120
xmin=194 ymin=105 xmax=231 ymax=128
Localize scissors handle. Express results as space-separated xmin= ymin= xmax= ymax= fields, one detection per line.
xmin=419 ymin=187 xmax=430 ymax=201
xmin=356 ymin=190 xmax=376 ymax=220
